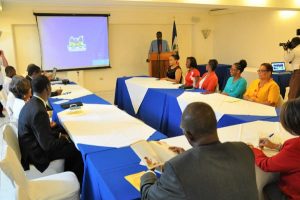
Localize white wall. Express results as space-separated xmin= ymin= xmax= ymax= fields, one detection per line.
xmin=0 ymin=3 xmax=214 ymax=92
xmin=213 ymin=10 xmax=300 ymax=69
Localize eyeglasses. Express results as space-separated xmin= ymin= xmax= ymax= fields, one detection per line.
xmin=257 ymin=70 xmax=269 ymax=73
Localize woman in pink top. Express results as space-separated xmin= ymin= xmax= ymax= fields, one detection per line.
xmin=198 ymin=59 xmax=219 ymax=93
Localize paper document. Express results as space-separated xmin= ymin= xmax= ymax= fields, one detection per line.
xmin=131 ymin=140 xmax=177 ymax=169
xmin=53 ymin=99 xmax=70 ymax=104
xmin=124 ymin=171 xmax=145 ymax=191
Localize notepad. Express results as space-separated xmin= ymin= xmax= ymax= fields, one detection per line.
xmin=124 ymin=171 xmax=145 ymax=191
xmin=131 ymin=140 xmax=177 ymax=169
xmin=223 ymin=98 xmax=241 ymax=103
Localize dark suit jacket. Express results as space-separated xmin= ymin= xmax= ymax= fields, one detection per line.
xmin=18 ymin=97 xmax=68 ymax=172
xmin=141 ymin=142 xmax=258 ymax=200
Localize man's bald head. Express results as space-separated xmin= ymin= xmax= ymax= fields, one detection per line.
xmin=181 ymin=102 xmax=217 ymax=138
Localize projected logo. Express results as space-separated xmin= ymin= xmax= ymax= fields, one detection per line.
xmin=67 ymin=36 xmax=87 ymax=52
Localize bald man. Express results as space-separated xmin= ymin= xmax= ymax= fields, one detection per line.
xmin=140 ymin=102 xmax=258 ymax=200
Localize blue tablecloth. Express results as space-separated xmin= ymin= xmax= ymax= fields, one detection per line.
xmin=81 ymin=146 xmax=145 ymax=200
xmin=196 ymin=64 xmax=231 ymax=91
xmin=115 ymin=77 xmax=280 ymax=137
xmin=114 ymin=76 xmax=148 ymax=117
xmin=272 ymin=72 xmax=291 ymax=98
xmin=138 ymin=88 xmax=202 ymax=137
xmin=78 ymin=133 xmax=166 ymax=200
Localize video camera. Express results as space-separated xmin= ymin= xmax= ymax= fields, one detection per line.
xmin=280 ymin=29 xmax=300 ymax=50
xmin=279 ymin=41 xmax=293 ymax=50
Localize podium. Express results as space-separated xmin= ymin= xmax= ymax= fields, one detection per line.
xmin=149 ymin=52 xmax=173 ymax=78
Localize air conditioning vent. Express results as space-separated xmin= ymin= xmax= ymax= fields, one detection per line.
xmin=209 ymin=8 xmax=228 ymax=12
xmin=209 ymin=8 xmax=235 ymax=15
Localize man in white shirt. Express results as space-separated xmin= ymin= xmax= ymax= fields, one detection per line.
xmin=284 ymin=37 xmax=300 ymax=99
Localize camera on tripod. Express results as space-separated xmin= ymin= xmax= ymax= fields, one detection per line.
xmin=279 ymin=29 xmax=300 ymax=50
xmin=279 ymin=41 xmax=292 ymax=50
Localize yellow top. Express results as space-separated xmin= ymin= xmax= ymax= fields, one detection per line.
xmin=244 ymin=79 xmax=280 ymax=106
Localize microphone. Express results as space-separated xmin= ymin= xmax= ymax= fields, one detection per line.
xmin=157 ymin=39 xmax=162 ymax=53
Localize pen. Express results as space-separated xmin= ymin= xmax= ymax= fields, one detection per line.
xmin=263 ymin=133 xmax=274 ymax=143
xmin=259 ymin=133 xmax=274 ymax=147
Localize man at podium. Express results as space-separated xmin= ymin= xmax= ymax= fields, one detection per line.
xmin=148 ymin=32 xmax=172 ymax=78
xmin=149 ymin=31 xmax=170 ymax=54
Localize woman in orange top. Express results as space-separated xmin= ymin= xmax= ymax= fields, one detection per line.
xmin=198 ymin=59 xmax=218 ymax=93
xmin=184 ymin=57 xmax=200 ymax=88
xmin=243 ymin=63 xmax=280 ymax=107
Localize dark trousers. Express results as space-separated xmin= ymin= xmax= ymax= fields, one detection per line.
xmin=49 ymin=142 xmax=84 ymax=186
xmin=288 ymin=69 xmax=300 ymax=100
xmin=264 ymin=183 xmax=288 ymax=200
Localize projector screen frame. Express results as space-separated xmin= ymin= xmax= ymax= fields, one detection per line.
xmin=34 ymin=13 xmax=111 ymax=72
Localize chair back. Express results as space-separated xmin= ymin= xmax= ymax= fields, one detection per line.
xmin=5 ymin=92 xmax=16 ymax=119
xmin=284 ymin=87 xmax=290 ymax=102
xmin=215 ymin=83 xmax=219 ymax=93
xmin=0 ymin=146 xmax=29 ymax=199
xmin=277 ymin=95 xmax=284 ymax=108
xmin=0 ymin=89 xmax=7 ymax=108
xmin=2 ymin=124 xmax=21 ymax=161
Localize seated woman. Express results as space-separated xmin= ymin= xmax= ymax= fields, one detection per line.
xmin=184 ymin=57 xmax=200 ymax=88
xmin=243 ymin=63 xmax=280 ymax=107
xmin=198 ymin=59 xmax=218 ymax=93
xmin=9 ymin=75 xmax=31 ymax=122
xmin=222 ymin=60 xmax=247 ymax=98
xmin=161 ymin=54 xmax=182 ymax=84
xmin=251 ymin=98 xmax=300 ymax=200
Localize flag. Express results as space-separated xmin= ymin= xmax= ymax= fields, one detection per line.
xmin=172 ymin=20 xmax=179 ymax=55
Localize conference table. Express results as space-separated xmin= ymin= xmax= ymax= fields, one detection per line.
xmin=82 ymin=120 xmax=296 ymax=200
xmin=115 ymin=77 xmax=280 ymax=137
xmin=49 ymin=81 xmax=285 ymax=200
xmin=48 ymin=83 xmax=167 ymax=199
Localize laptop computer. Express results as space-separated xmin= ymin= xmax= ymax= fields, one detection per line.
xmin=271 ymin=62 xmax=286 ymax=73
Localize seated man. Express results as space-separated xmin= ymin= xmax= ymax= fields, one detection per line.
xmin=26 ymin=63 xmax=62 ymax=96
xmin=140 ymin=102 xmax=258 ymax=200
xmin=18 ymin=75 xmax=83 ymax=184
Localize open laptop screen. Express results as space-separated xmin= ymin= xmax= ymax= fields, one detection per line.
xmin=271 ymin=62 xmax=286 ymax=72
